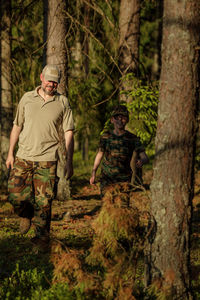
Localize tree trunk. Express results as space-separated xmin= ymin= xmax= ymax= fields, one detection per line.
xmin=118 ymin=0 xmax=140 ymax=102
xmin=149 ymin=1 xmax=200 ymax=298
xmin=44 ymin=0 xmax=70 ymax=200
xmin=82 ymin=0 xmax=90 ymax=162
xmin=0 ymin=0 xmax=12 ymax=191
xmin=118 ymin=0 xmax=141 ymax=185
xmin=45 ymin=0 xmax=68 ymax=94
xmin=70 ymin=0 xmax=82 ymax=153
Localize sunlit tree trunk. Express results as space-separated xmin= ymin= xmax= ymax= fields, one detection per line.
xmin=44 ymin=0 xmax=68 ymax=93
xmin=44 ymin=0 xmax=70 ymax=200
xmin=0 ymin=0 xmax=12 ymax=191
xmin=118 ymin=0 xmax=140 ymax=102
xmin=149 ymin=0 xmax=200 ymax=298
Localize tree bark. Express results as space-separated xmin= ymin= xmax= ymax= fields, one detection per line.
xmin=70 ymin=0 xmax=82 ymax=153
xmin=44 ymin=0 xmax=70 ymax=200
xmin=149 ymin=1 xmax=200 ymax=298
xmin=118 ymin=0 xmax=140 ymax=102
xmin=0 ymin=0 xmax=13 ymax=191
xmin=45 ymin=0 xmax=68 ymax=94
xmin=118 ymin=0 xmax=141 ymax=184
xmin=82 ymin=0 xmax=90 ymax=162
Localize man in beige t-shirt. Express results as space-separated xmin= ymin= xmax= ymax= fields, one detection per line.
xmin=6 ymin=65 xmax=74 ymax=247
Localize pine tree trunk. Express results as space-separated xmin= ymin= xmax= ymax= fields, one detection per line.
xmin=118 ymin=0 xmax=141 ymax=184
xmin=81 ymin=0 xmax=90 ymax=162
xmin=44 ymin=0 xmax=70 ymax=200
xmin=149 ymin=1 xmax=200 ymax=298
xmin=0 ymin=0 xmax=12 ymax=191
xmin=119 ymin=0 xmax=140 ymax=102
xmin=70 ymin=0 xmax=82 ymax=153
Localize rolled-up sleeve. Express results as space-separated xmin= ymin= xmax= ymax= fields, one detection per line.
xmin=62 ymin=107 xmax=75 ymax=132
xmin=61 ymin=97 xmax=75 ymax=132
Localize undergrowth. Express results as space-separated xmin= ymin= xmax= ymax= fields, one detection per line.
xmin=0 ymin=263 xmax=81 ymax=300
xmin=0 ymin=152 xmax=200 ymax=299
xmin=52 ymin=183 xmax=156 ymax=299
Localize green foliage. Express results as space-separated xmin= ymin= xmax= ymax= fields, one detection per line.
xmin=121 ymin=74 xmax=159 ymax=156
xmin=8 ymin=0 xmax=162 ymax=154
xmin=0 ymin=263 xmax=44 ymax=299
xmin=100 ymin=118 xmax=113 ymax=136
xmin=69 ymin=76 xmax=103 ymax=153
xmin=66 ymin=0 xmax=120 ymax=153
xmin=69 ymin=77 xmax=101 ymax=120
xmin=0 ymin=263 xmax=82 ymax=300
xmin=11 ymin=0 xmax=43 ymax=106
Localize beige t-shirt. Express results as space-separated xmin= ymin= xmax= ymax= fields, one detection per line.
xmin=14 ymin=87 xmax=74 ymax=161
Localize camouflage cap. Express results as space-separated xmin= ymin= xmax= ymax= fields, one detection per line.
xmin=111 ymin=105 xmax=129 ymax=118
xmin=42 ymin=65 xmax=61 ymax=83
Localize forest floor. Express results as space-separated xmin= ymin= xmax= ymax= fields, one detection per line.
xmin=0 ymin=165 xmax=200 ymax=299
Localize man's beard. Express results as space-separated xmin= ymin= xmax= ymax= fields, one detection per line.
xmin=42 ymin=86 xmax=57 ymax=96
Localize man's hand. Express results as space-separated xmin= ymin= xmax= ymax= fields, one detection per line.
xmin=90 ymin=170 xmax=96 ymax=185
xmin=136 ymin=159 xmax=143 ymax=168
xmin=136 ymin=151 xmax=149 ymax=168
xmin=5 ymin=124 xmax=21 ymax=170
xmin=6 ymin=154 xmax=15 ymax=169
xmin=89 ymin=151 xmax=104 ymax=185
xmin=64 ymin=160 xmax=74 ymax=180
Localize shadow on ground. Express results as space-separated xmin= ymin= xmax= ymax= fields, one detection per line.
xmin=0 ymin=234 xmax=54 ymax=282
xmin=72 ymin=205 xmax=101 ymax=219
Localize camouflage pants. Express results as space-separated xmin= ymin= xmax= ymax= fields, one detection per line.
xmin=8 ymin=158 xmax=57 ymax=238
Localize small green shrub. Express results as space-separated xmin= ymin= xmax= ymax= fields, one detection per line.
xmin=0 ymin=264 xmax=79 ymax=300
xmin=121 ymin=74 xmax=159 ymax=157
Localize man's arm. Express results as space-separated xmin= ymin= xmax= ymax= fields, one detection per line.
xmin=64 ymin=130 xmax=74 ymax=180
xmin=90 ymin=150 xmax=104 ymax=185
xmin=6 ymin=124 xmax=22 ymax=169
xmin=135 ymin=151 xmax=149 ymax=168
